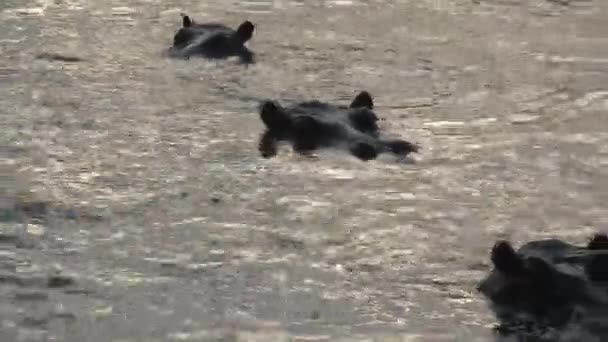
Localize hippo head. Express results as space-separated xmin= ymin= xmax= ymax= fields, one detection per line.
xmin=478 ymin=239 xmax=590 ymax=324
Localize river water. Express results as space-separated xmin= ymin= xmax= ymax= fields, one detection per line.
xmin=1 ymin=0 xmax=607 ymax=341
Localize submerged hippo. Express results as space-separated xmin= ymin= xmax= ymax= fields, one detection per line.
xmin=478 ymin=233 xmax=608 ymax=338
xmin=168 ymin=14 xmax=255 ymax=64
xmin=257 ymin=91 xmax=419 ymax=161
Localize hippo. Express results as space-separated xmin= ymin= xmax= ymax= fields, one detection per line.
xmin=168 ymin=14 xmax=255 ymax=64
xmin=478 ymin=233 xmax=608 ymax=339
xmin=257 ymin=91 xmax=419 ymax=161
xmin=586 ymin=233 xmax=608 ymax=282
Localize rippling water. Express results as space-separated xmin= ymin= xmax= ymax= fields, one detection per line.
xmin=1 ymin=0 xmax=607 ymax=341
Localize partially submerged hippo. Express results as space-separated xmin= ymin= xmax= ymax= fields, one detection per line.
xmin=257 ymin=91 xmax=419 ymax=161
xmin=168 ymin=14 xmax=255 ymax=64
xmin=478 ymin=233 xmax=608 ymax=336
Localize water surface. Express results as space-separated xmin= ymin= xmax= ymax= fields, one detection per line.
xmin=1 ymin=0 xmax=607 ymax=341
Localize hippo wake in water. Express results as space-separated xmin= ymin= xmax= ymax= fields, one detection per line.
xmin=257 ymin=91 xmax=419 ymax=161
xmin=478 ymin=233 xmax=608 ymax=340
xmin=168 ymin=14 xmax=255 ymax=64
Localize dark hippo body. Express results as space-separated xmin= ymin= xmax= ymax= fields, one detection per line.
xmin=257 ymin=91 xmax=419 ymax=161
xmin=478 ymin=233 xmax=608 ymax=340
xmin=168 ymin=14 xmax=255 ymax=64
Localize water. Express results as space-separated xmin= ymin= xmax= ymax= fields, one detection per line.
xmin=1 ymin=0 xmax=606 ymax=341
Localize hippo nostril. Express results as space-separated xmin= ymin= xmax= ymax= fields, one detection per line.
xmin=350 ymin=142 xmax=377 ymax=161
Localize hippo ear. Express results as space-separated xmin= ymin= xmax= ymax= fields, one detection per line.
xmin=182 ymin=15 xmax=193 ymax=28
xmin=260 ymin=101 xmax=278 ymax=116
xmin=491 ymin=241 xmax=525 ymax=275
xmin=236 ymin=21 xmax=255 ymax=43
xmin=588 ymin=233 xmax=608 ymax=250
xmin=350 ymin=91 xmax=374 ymax=109
xmin=259 ymin=101 xmax=282 ymax=128
xmin=260 ymin=101 xmax=292 ymax=132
